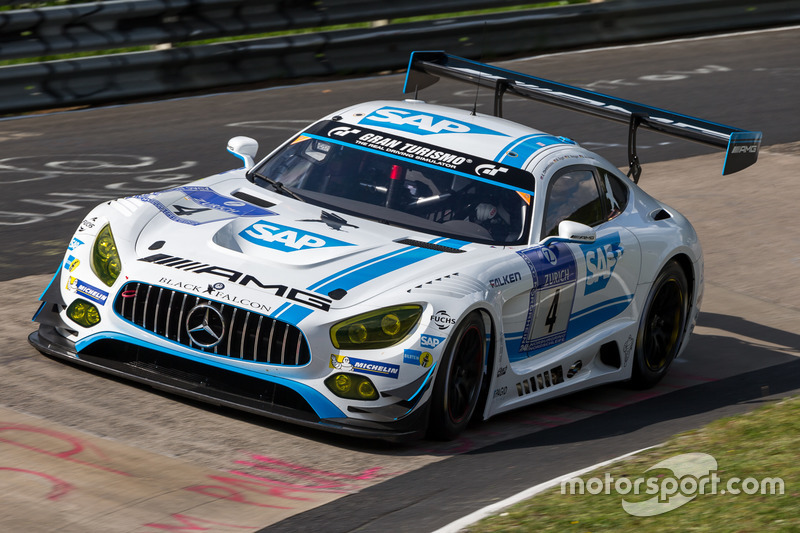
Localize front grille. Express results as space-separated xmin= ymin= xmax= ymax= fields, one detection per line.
xmin=114 ymin=282 xmax=310 ymax=366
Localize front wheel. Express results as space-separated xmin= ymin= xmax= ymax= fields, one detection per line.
xmin=427 ymin=311 xmax=486 ymax=440
xmin=630 ymin=261 xmax=689 ymax=389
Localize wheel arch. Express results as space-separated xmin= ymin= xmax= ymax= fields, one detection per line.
xmin=669 ymin=252 xmax=696 ymax=311
xmin=472 ymin=305 xmax=498 ymax=422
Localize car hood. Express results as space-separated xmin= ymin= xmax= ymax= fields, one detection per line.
xmin=130 ymin=178 xmax=478 ymax=310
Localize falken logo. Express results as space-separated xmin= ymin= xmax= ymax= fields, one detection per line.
xmin=583 ymin=232 xmax=624 ymax=295
xmin=239 ymin=221 xmax=353 ymax=252
xmin=360 ymin=107 xmax=508 ymax=136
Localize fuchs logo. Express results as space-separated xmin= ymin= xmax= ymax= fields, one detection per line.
xmin=583 ymin=232 xmax=624 ymax=295
xmin=431 ymin=310 xmax=456 ymax=330
xmin=239 ymin=221 xmax=353 ymax=252
xmin=420 ymin=334 xmax=444 ymax=349
xmin=360 ymin=107 xmax=508 ymax=136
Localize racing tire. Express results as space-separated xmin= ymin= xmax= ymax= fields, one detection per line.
xmin=630 ymin=261 xmax=689 ymax=389
xmin=426 ymin=311 xmax=486 ymax=440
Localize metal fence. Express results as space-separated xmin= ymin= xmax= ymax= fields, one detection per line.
xmin=0 ymin=0 xmax=798 ymax=114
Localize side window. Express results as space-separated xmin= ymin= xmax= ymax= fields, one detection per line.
xmin=598 ymin=168 xmax=629 ymax=221
xmin=542 ymin=168 xmax=604 ymax=238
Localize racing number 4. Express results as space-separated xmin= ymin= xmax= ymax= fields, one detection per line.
xmin=545 ymin=288 xmax=561 ymax=333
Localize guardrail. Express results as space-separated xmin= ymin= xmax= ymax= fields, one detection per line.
xmin=0 ymin=0 xmax=797 ymax=115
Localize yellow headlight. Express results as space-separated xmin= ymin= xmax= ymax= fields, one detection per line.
xmin=325 ymin=373 xmax=378 ymax=401
xmin=91 ymin=224 xmax=122 ymax=287
xmin=330 ymin=305 xmax=422 ymax=350
xmin=66 ymin=299 xmax=101 ymax=328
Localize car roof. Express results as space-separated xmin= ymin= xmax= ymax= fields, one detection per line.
xmin=326 ymin=99 xmax=577 ymax=171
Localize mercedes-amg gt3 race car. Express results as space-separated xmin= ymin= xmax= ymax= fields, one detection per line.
xmin=30 ymin=52 xmax=761 ymax=440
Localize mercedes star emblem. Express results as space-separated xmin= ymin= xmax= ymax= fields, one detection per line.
xmin=185 ymin=304 xmax=226 ymax=348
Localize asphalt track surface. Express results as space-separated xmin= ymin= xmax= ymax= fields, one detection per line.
xmin=1 ymin=26 xmax=799 ymax=532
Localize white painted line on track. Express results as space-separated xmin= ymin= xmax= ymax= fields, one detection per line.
xmin=508 ymin=24 xmax=800 ymax=63
xmin=432 ymin=445 xmax=659 ymax=533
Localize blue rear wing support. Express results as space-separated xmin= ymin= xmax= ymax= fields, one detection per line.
xmin=404 ymin=51 xmax=761 ymax=181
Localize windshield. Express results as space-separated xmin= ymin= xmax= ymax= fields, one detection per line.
xmin=250 ymin=122 xmax=534 ymax=245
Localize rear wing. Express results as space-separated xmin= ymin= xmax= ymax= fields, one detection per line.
xmin=403 ymin=51 xmax=761 ymax=182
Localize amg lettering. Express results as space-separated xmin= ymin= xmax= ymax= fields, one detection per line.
xmin=139 ymin=254 xmax=332 ymax=311
xmin=238 ymin=275 xmax=287 ymax=296
xmin=286 ymin=288 xmax=332 ymax=312
xmin=193 ymin=265 xmax=242 ymax=282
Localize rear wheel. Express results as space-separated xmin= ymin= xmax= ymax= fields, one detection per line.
xmin=427 ymin=312 xmax=486 ymax=440
xmin=631 ymin=261 xmax=689 ymax=388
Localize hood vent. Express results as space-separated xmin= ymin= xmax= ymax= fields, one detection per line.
xmin=232 ymin=190 xmax=276 ymax=208
xmin=395 ymin=239 xmax=465 ymax=253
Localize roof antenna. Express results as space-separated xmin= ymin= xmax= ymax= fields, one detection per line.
xmin=414 ymin=84 xmax=419 ymax=100
xmin=471 ymin=22 xmax=488 ymax=116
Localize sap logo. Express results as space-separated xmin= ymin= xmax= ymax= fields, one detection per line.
xmin=240 ymin=221 xmax=353 ymax=252
xmin=475 ymin=164 xmax=509 ymax=177
xmin=360 ymin=107 xmax=507 ymax=136
xmin=732 ymin=145 xmax=758 ymax=154
xmin=583 ymin=233 xmax=624 ymax=295
xmin=420 ymin=334 xmax=444 ymax=349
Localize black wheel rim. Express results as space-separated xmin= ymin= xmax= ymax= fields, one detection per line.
xmin=447 ymin=325 xmax=483 ymax=423
xmin=643 ymin=277 xmax=684 ymax=372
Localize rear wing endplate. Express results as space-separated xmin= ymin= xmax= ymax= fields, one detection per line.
xmin=404 ymin=51 xmax=761 ymax=182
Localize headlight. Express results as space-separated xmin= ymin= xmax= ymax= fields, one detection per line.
xmin=91 ymin=224 xmax=122 ymax=286
xmin=66 ymin=299 xmax=101 ymax=328
xmin=324 ymin=373 xmax=378 ymax=401
xmin=330 ymin=305 xmax=422 ymax=350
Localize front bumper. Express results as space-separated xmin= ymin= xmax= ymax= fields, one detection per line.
xmin=29 ymin=325 xmax=427 ymax=441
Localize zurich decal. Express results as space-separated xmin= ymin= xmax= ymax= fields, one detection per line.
xmin=359 ymin=106 xmax=508 ymax=136
xmin=582 ymin=232 xmax=624 ymax=295
xmin=240 ymin=221 xmax=354 ymax=252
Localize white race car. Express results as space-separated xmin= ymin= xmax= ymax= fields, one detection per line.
xmin=30 ymin=52 xmax=760 ymax=440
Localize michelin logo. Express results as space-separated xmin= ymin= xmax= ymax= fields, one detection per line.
xmin=66 ymin=277 xmax=109 ymax=305
xmin=240 ymin=221 xmax=353 ymax=252
xmin=330 ymin=355 xmax=400 ymax=379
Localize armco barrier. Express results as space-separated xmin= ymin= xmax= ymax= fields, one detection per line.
xmin=0 ymin=0 xmax=798 ymax=114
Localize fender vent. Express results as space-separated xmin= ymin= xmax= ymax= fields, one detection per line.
xmin=599 ymin=341 xmax=621 ymax=369
xmin=515 ymin=365 xmax=565 ymax=397
xmin=651 ymin=209 xmax=672 ymax=221
xmin=395 ymin=239 xmax=465 ymax=253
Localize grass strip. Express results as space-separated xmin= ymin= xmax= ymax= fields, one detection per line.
xmin=467 ymin=395 xmax=800 ymax=532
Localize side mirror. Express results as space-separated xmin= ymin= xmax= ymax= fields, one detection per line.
xmin=540 ymin=220 xmax=597 ymax=246
xmin=227 ymin=136 xmax=259 ymax=169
